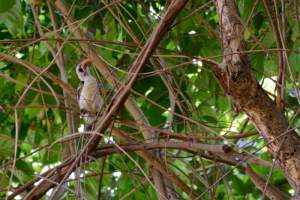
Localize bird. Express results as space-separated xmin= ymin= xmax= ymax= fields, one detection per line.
xmin=76 ymin=58 xmax=104 ymax=130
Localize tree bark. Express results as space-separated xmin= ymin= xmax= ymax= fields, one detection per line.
xmin=214 ymin=0 xmax=300 ymax=197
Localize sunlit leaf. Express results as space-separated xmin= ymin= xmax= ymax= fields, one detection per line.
xmin=0 ymin=0 xmax=23 ymax=37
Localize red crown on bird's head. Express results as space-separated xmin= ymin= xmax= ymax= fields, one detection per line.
xmin=80 ymin=58 xmax=92 ymax=70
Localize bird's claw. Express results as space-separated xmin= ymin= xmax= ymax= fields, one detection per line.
xmin=80 ymin=109 xmax=88 ymax=115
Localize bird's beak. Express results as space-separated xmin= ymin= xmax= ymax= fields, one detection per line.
xmin=81 ymin=58 xmax=92 ymax=70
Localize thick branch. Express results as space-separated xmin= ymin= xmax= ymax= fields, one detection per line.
xmin=8 ymin=129 xmax=281 ymax=200
xmin=53 ymin=1 xmax=180 ymax=199
xmin=110 ymin=128 xmax=201 ymax=199
xmin=22 ymin=0 xmax=190 ymax=199
xmin=245 ymin=166 xmax=289 ymax=200
xmin=214 ymin=0 xmax=300 ymax=196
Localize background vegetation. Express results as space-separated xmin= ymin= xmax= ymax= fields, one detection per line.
xmin=0 ymin=0 xmax=300 ymax=199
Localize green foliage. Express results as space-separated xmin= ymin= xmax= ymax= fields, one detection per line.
xmin=0 ymin=0 xmax=298 ymax=199
xmin=0 ymin=0 xmax=23 ymax=37
xmin=0 ymin=135 xmax=14 ymax=159
xmin=0 ymin=0 xmax=16 ymax=13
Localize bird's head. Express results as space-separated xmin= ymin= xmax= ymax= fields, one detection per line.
xmin=76 ymin=58 xmax=92 ymax=81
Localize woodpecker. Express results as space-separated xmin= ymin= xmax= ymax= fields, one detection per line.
xmin=76 ymin=58 xmax=104 ymax=130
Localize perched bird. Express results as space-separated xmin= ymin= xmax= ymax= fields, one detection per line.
xmin=76 ymin=58 xmax=104 ymax=130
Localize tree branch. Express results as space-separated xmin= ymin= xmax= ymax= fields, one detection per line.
xmin=214 ymin=0 xmax=300 ymax=197
xmin=21 ymin=1 xmax=192 ymax=199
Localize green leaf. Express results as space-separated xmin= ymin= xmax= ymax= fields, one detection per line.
xmin=16 ymin=160 xmax=34 ymax=176
xmin=0 ymin=135 xmax=14 ymax=159
xmin=15 ymin=73 xmax=27 ymax=92
xmin=231 ymin=175 xmax=246 ymax=194
xmin=0 ymin=0 xmax=23 ymax=37
xmin=0 ymin=0 xmax=15 ymax=13
xmin=0 ymin=171 xmax=9 ymax=189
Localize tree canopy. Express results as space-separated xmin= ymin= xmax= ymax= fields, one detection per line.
xmin=1 ymin=0 xmax=300 ymax=199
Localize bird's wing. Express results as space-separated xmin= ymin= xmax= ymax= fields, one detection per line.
xmin=97 ymin=80 xmax=105 ymax=97
xmin=77 ymin=84 xmax=83 ymax=101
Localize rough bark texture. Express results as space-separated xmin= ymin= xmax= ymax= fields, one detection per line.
xmin=215 ymin=0 xmax=300 ymax=197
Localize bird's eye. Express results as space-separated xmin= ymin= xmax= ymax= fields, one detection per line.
xmin=79 ymin=68 xmax=84 ymax=72
xmin=81 ymin=81 xmax=84 ymax=84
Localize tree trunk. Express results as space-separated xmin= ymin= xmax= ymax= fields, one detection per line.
xmin=214 ymin=0 xmax=300 ymax=197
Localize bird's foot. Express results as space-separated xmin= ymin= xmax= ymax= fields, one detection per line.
xmin=80 ymin=109 xmax=88 ymax=115
xmin=85 ymin=123 xmax=94 ymax=131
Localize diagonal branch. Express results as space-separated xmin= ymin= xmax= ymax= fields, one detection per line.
xmin=20 ymin=1 xmax=195 ymax=199
xmin=53 ymin=1 xmax=181 ymax=199
xmin=245 ymin=166 xmax=289 ymax=200
xmin=88 ymin=0 xmax=189 ymax=151
xmin=0 ymin=53 xmax=76 ymax=98
xmin=54 ymin=0 xmax=191 ymax=199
